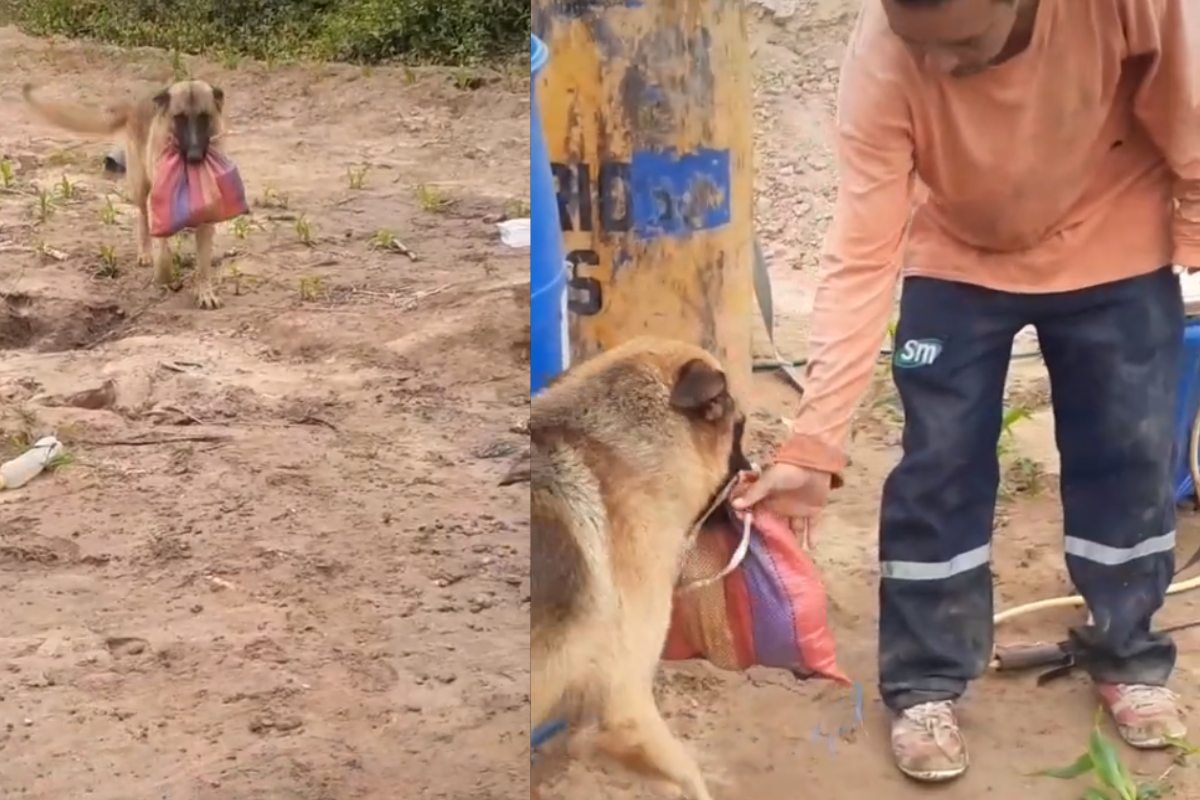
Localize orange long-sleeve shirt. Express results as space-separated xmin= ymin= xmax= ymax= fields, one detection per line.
xmin=777 ymin=0 xmax=1200 ymax=477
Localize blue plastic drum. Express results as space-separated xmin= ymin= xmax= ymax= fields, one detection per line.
xmin=529 ymin=35 xmax=568 ymax=394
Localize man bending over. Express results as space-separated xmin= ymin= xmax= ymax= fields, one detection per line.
xmin=735 ymin=0 xmax=1198 ymax=783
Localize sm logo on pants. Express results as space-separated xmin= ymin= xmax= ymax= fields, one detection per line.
xmin=894 ymin=338 xmax=943 ymax=369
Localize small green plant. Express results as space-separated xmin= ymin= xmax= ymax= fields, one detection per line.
xmin=415 ymin=184 xmax=452 ymax=213
xmin=1038 ymin=712 xmax=1173 ymax=799
xmin=298 ymin=275 xmax=323 ymax=301
xmin=2 ymin=408 xmax=37 ymax=456
xmin=47 ymin=448 xmax=76 ymax=473
xmin=1003 ymin=455 xmax=1046 ymax=497
xmin=0 ymin=159 xmax=15 ymax=189
xmin=996 ymin=405 xmax=1032 ymax=458
xmin=402 ymin=65 xmax=418 ymax=85
xmin=368 ymin=228 xmax=415 ymax=259
xmin=226 ymin=263 xmax=244 ymax=295
xmin=254 ymin=187 xmax=290 ymax=209
xmin=34 ymin=188 xmax=56 ymax=222
xmin=57 ymin=174 xmax=77 ymax=200
xmin=451 ymin=67 xmax=483 ymax=91
xmin=225 ymin=263 xmax=259 ymax=296
xmin=95 ymin=245 xmax=119 ymax=278
xmin=501 ymin=60 xmax=528 ymax=92
xmin=1166 ymin=736 xmax=1200 ymax=759
xmin=32 ymin=240 xmax=57 ymax=261
xmin=230 ymin=216 xmax=253 ymax=239
xmin=504 ymin=198 xmax=531 ymax=219
xmin=164 ymin=239 xmax=194 ymax=290
xmin=294 ymin=215 xmax=314 ymax=246
xmin=97 ymin=196 xmax=120 ymax=225
xmin=170 ymin=48 xmax=189 ymax=81
xmin=370 ymin=229 xmax=397 ymax=250
xmin=346 ymin=165 xmax=369 ymax=190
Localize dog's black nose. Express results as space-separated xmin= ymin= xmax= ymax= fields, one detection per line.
xmin=185 ymin=148 xmax=206 ymax=165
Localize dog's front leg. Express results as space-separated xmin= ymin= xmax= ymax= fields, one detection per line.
xmin=594 ymin=683 xmax=715 ymax=800
xmin=192 ymin=223 xmax=221 ymax=309
xmin=153 ymin=235 xmax=175 ymax=287
xmin=135 ymin=196 xmax=153 ymax=267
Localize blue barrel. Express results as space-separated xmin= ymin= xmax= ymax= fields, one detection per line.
xmin=1171 ymin=317 xmax=1200 ymax=503
xmin=530 ymin=35 xmax=568 ymax=394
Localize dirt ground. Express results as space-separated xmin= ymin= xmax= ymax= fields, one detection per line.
xmin=2 ymin=5 xmax=1199 ymax=800
xmin=0 ymin=27 xmax=529 ymax=800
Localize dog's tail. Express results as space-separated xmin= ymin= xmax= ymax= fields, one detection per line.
xmin=22 ymin=84 xmax=131 ymax=136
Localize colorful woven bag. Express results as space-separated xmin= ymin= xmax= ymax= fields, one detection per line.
xmin=148 ymin=148 xmax=248 ymax=237
xmin=663 ymin=505 xmax=849 ymax=684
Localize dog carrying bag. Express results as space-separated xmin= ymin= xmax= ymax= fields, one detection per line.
xmin=663 ymin=506 xmax=849 ymax=684
xmin=149 ymin=149 xmax=248 ymax=238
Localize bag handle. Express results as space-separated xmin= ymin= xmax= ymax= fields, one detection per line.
xmin=677 ymin=510 xmax=754 ymax=594
xmin=676 ymin=465 xmax=760 ymax=594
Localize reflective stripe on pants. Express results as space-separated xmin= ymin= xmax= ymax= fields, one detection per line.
xmin=878 ymin=269 xmax=1181 ymax=712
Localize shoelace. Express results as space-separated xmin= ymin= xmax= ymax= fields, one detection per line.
xmin=903 ymin=702 xmax=959 ymax=747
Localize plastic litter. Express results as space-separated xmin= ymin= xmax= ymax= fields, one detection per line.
xmin=498 ymin=218 xmax=531 ymax=248
xmin=1179 ymin=267 xmax=1200 ymax=310
xmin=0 ymin=436 xmax=64 ymax=490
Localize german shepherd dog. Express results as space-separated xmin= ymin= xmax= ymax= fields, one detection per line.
xmin=503 ymin=337 xmax=750 ymax=800
xmin=23 ymin=80 xmax=227 ymax=310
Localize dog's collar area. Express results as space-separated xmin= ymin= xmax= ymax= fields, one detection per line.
xmin=696 ymin=464 xmax=758 ymax=530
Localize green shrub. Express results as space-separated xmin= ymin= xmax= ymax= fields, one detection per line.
xmin=1 ymin=0 xmax=529 ymax=65
xmin=316 ymin=0 xmax=529 ymax=64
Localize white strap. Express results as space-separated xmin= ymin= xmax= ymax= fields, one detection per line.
xmin=677 ymin=510 xmax=754 ymax=593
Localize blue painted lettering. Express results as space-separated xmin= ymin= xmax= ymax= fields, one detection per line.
xmin=629 ymin=147 xmax=732 ymax=240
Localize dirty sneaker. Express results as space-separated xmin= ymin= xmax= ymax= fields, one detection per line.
xmin=1096 ymin=684 xmax=1187 ymax=749
xmin=890 ymin=701 xmax=968 ymax=782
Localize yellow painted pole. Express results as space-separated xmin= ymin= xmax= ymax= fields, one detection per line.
xmin=533 ymin=0 xmax=755 ymax=403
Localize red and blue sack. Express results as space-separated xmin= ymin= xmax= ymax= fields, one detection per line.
xmin=663 ymin=505 xmax=849 ymax=684
xmin=149 ymin=149 xmax=248 ymax=238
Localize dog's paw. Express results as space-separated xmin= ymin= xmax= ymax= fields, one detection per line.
xmin=194 ymin=285 xmax=222 ymax=310
xmin=137 ymin=251 xmax=153 ymax=267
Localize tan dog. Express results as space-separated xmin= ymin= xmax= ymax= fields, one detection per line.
xmin=23 ymin=81 xmax=228 ymax=310
xmin=503 ymin=337 xmax=749 ymax=800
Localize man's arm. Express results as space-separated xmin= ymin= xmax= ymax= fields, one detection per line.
xmin=774 ymin=25 xmax=915 ymax=481
xmin=1130 ymin=0 xmax=1200 ymax=266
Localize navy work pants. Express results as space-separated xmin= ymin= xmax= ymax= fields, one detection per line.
xmin=879 ymin=267 xmax=1182 ymax=712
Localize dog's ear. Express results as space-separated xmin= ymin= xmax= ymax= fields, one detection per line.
xmin=670 ymin=358 xmax=729 ymax=421
xmin=498 ymin=449 xmax=531 ymax=486
xmin=211 ymin=86 xmax=224 ymax=113
xmin=152 ymin=89 xmax=171 ymax=113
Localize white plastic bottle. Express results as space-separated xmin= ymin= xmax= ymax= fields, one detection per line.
xmin=0 ymin=436 xmax=64 ymax=490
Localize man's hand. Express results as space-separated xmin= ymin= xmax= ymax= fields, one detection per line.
xmin=730 ymin=464 xmax=835 ymax=547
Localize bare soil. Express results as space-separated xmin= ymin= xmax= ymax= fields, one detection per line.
xmin=0 ymin=27 xmax=529 ymax=800
xmin=4 ymin=6 xmax=1200 ymax=800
